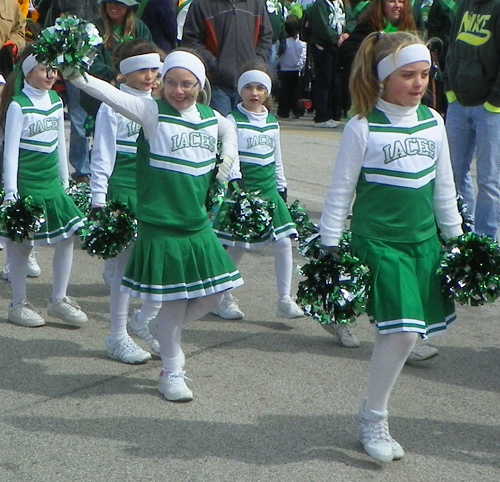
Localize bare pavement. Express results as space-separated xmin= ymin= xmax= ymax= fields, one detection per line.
xmin=0 ymin=115 xmax=499 ymax=482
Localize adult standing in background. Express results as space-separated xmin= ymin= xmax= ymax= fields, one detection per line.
xmin=181 ymin=0 xmax=273 ymax=116
xmin=308 ymin=0 xmax=351 ymax=128
xmin=0 ymin=0 xmax=25 ymax=78
xmin=443 ymin=0 xmax=500 ymax=240
xmin=136 ymin=0 xmax=177 ymax=54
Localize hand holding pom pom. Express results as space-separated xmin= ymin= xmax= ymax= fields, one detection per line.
xmin=0 ymin=196 xmax=45 ymax=242
xmin=33 ymin=15 xmax=103 ymax=77
xmin=438 ymin=232 xmax=500 ymax=306
xmin=79 ymin=201 xmax=137 ymax=259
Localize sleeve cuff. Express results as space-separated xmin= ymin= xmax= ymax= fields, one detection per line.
xmin=445 ymin=91 xmax=457 ymax=104
xmin=484 ymin=101 xmax=500 ymax=113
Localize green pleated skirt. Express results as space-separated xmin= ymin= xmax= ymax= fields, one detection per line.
xmin=0 ymin=183 xmax=85 ymax=246
xmin=121 ymin=220 xmax=244 ymax=301
xmin=350 ymin=233 xmax=456 ymax=338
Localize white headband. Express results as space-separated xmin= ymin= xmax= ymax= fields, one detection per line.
xmin=237 ymin=70 xmax=272 ymax=96
xmin=162 ymin=51 xmax=205 ymax=88
xmin=377 ymin=44 xmax=431 ymax=81
xmin=22 ymin=54 xmax=38 ymax=77
xmin=119 ymin=53 xmax=161 ymax=76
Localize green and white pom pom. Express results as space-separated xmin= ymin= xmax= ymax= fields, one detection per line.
xmin=33 ymin=15 xmax=102 ymax=75
xmin=296 ymin=232 xmax=371 ymax=325
xmin=0 ymin=196 xmax=46 ymax=243
xmin=217 ymin=182 xmax=275 ymax=242
xmin=79 ymin=201 xmax=137 ymax=259
xmin=438 ymin=232 xmax=500 ymax=306
xmin=66 ymin=181 xmax=91 ymax=217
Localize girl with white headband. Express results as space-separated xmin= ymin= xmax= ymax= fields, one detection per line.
xmin=212 ymin=66 xmax=304 ymax=321
xmin=90 ymin=39 xmax=164 ymax=365
xmin=319 ymin=32 xmax=463 ymax=463
xmin=0 ymin=46 xmax=88 ymax=329
xmin=64 ymin=48 xmax=242 ymax=402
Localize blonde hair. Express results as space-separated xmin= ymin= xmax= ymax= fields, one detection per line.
xmin=100 ymin=3 xmax=137 ymax=49
xmin=349 ymin=31 xmax=426 ymax=118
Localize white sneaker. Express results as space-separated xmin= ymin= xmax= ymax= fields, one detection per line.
xmin=358 ymin=405 xmax=395 ymax=463
xmin=212 ymin=294 xmax=244 ymax=319
xmin=0 ymin=242 xmax=3 ymax=250
xmin=47 ymin=296 xmax=88 ymax=326
xmin=276 ymin=296 xmax=304 ymax=319
xmin=158 ymin=369 xmax=193 ymax=402
xmin=106 ymin=335 xmax=152 ymax=364
xmin=102 ymin=258 xmax=116 ymax=288
xmin=314 ymin=119 xmax=340 ymax=128
xmin=8 ymin=301 xmax=45 ymax=327
xmin=3 ymin=251 xmax=41 ymax=282
xmin=321 ymin=323 xmax=360 ymax=347
xmin=406 ymin=344 xmax=438 ymax=363
xmin=27 ymin=251 xmax=41 ymax=277
xmin=128 ymin=310 xmax=160 ymax=355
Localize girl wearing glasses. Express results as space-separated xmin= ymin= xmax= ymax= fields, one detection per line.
xmin=65 ymin=48 xmax=242 ymax=403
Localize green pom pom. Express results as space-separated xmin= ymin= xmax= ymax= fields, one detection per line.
xmin=217 ymin=183 xmax=275 ymax=242
xmin=32 ymin=15 xmax=103 ymax=75
xmin=296 ymin=230 xmax=371 ymax=325
xmin=0 ymin=196 xmax=46 ymax=242
xmin=79 ymin=201 xmax=137 ymax=259
xmin=66 ymin=181 xmax=91 ymax=217
xmin=438 ymin=232 xmax=500 ymax=306
xmin=288 ymin=199 xmax=318 ymax=242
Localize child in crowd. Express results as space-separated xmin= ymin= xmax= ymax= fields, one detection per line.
xmin=1 ymin=46 xmax=88 ymax=328
xmin=212 ymin=66 xmax=304 ymax=321
xmin=319 ymin=32 xmax=463 ymax=462
xmin=64 ymin=48 xmax=243 ymax=402
xmin=277 ymin=15 xmax=306 ymax=119
xmin=89 ymin=39 xmax=163 ymax=364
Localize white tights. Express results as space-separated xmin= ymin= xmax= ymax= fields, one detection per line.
xmin=156 ymin=293 xmax=223 ymax=372
xmin=226 ymin=236 xmax=293 ymax=300
xmin=364 ymin=329 xmax=418 ymax=413
xmin=8 ymin=237 xmax=74 ymax=307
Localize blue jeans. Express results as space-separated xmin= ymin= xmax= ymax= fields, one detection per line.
xmin=446 ymin=102 xmax=500 ymax=239
xmin=210 ymin=85 xmax=240 ymax=117
xmin=66 ymin=82 xmax=90 ymax=178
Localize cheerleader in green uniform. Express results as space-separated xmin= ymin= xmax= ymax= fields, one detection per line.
xmin=212 ymin=67 xmax=304 ymax=321
xmin=90 ymin=39 xmax=163 ymax=365
xmin=65 ymin=48 xmax=243 ymax=402
xmin=1 ymin=47 xmax=88 ymax=328
xmin=319 ymin=32 xmax=463 ymax=463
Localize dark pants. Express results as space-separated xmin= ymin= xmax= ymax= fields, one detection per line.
xmin=277 ymin=71 xmax=303 ymax=118
xmin=311 ymin=44 xmax=343 ymax=123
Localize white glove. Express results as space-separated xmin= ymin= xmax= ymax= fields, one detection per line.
xmin=60 ymin=67 xmax=81 ymax=81
xmin=215 ymin=154 xmax=234 ymax=183
xmin=3 ymin=191 xmax=16 ymax=204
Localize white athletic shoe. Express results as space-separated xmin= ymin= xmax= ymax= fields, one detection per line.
xmin=8 ymin=301 xmax=45 ymax=327
xmin=3 ymin=251 xmax=41 ymax=282
xmin=276 ymin=296 xmax=304 ymax=318
xmin=212 ymin=294 xmax=244 ymax=319
xmin=406 ymin=344 xmax=438 ymax=363
xmin=106 ymin=336 xmax=152 ymax=364
xmin=47 ymin=296 xmax=88 ymax=326
xmin=27 ymin=251 xmax=41 ymax=277
xmin=158 ymin=369 xmax=193 ymax=402
xmin=358 ymin=404 xmax=395 ymax=463
xmin=128 ymin=310 xmax=160 ymax=355
xmin=321 ymin=323 xmax=360 ymax=347
xmin=314 ymin=119 xmax=340 ymax=128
